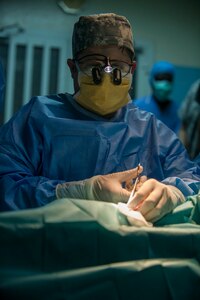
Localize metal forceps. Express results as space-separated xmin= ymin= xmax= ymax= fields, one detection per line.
xmin=127 ymin=163 xmax=141 ymax=205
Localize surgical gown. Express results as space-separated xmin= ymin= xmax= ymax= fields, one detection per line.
xmin=0 ymin=93 xmax=199 ymax=211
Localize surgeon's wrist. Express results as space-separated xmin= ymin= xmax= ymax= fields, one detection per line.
xmin=56 ymin=180 xmax=87 ymax=199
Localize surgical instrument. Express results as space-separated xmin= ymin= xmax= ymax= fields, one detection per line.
xmin=127 ymin=163 xmax=140 ymax=205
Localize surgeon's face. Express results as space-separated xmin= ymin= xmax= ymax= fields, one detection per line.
xmin=67 ymin=45 xmax=135 ymax=93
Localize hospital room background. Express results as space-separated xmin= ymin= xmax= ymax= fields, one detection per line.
xmin=0 ymin=0 xmax=200 ymax=125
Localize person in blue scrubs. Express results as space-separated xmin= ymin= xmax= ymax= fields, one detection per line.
xmin=133 ymin=61 xmax=181 ymax=134
xmin=0 ymin=13 xmax=199 ymax=223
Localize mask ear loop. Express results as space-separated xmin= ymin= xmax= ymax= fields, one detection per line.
xmin=92 ymin=67 xmax=102 ymax=84
xmin=131 ymin=61 xmax=137 ymax=74
xmin=113 ymin=68 xmax=122 ymax=85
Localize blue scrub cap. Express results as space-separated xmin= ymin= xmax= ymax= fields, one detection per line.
xmin=149 ymin=61 xmax=175 ymax=84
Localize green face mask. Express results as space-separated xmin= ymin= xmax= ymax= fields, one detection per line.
xmin=152 ymin=80 xmax=172 ymax=101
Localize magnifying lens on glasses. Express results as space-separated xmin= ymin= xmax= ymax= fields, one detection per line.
xmin=92 ymin=66 xmax=122 ymax=85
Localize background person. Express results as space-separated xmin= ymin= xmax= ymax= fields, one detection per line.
xmin=179 ymin=79 xmax=200 ymax=161
xmin=0 ymin=59 xmax=5 ymax=112
xmin=0 ymin=13 xmax=199 ymax=223
xmin=133 ymin=61 xmax=181 ymax=134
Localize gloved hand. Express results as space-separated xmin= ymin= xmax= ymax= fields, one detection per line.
xmin=127 ymin=179 xmax=185 ymax=223
xmin=125 ymin=175 xmax=147 ymax=192
xmin=56 ymin=165 xmax=143 ymax=204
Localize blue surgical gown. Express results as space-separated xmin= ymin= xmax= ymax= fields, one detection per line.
xmin=0 ymin=93 xmax=199 ymax=211
xmin=134 ymin=95 xmax=181 ymax=134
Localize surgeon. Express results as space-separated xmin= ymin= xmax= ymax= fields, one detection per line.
xmin=0 ymin=13 xmax=199 ymax=223
xmin=134 ymin=61 xmax=181 ymax=134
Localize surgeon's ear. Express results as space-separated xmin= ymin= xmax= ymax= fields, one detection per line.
xmin=131 ymin=61 xmax=137 ymax=74
xmin=67 ymin=59 xmax=78 ymax=79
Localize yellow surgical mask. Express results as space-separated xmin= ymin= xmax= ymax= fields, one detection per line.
xmin=74 ymin=73 xmax=132 ymax=116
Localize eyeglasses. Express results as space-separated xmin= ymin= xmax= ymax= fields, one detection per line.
xmin=75 ymin=54 xmax=134 ymax=78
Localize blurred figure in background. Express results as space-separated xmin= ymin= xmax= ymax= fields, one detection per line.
xmin=0 ymin=59 xmax=5 ymax=125
xmin=133 ymin=61 xmax=180 ymax=134
xmin=179 ymin=79 xmax=200 ymax=161
xmin=0 ymin=59 xmax=5 ymax=111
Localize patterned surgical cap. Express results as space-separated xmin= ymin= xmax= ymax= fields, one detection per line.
xmin=72 ymin=13 xmax=134 ymax=58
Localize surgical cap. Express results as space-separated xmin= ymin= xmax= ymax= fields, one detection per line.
xmin=149 ymin=61 xmax=175 ymax=83
xmin=72 ymin=13 xmax=134 ymax=58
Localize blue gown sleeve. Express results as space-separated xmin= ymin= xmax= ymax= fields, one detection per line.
xmin=0 ymin=99 xmax=63 ymax=211
xmin=154 ymin=118 xmax=200 ymax=195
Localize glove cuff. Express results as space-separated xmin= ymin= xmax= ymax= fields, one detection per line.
xmin=56 ymin=177 xmax=96 ymax=200
xmin=56 ymin=180 xmax=87 ymax=199
xmin=168 ymin=185 xmax=185 ymax=206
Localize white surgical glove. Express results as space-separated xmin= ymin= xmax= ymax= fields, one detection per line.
xmin=127 ymin=179 xmax=185 ymax=223
xmin=56 ymin=165 xmax=143 ymax=204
